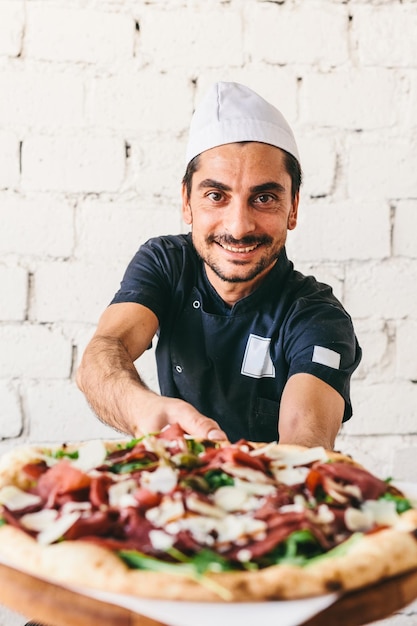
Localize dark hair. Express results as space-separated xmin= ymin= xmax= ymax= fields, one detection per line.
xmin=182 ymin=144 xmax=302 ymax=203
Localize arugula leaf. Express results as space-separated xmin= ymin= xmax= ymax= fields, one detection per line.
xmin=379 ymin=492 xmax=412 ymax=513
xmin=0 ymin=517 xmax=6 ymax=527
xmin=186 ymin=439 xmax=206 ymax=455
xmin=51 ymin=449 xmax=79 ymax=460
xmin=305 ymin=533 xmax=364 ymax=567
xmin=257 ymin=529 xmax=324 ymax=567
xmin=118 ymin=548 xmax=233 ymax=600
xmin=110 ymin=460 xmax=158 ymax=474
xmin=119 ymin=550 xmax=195 ymax=574
xmin=203 ymin=470 xmax=234 ymax=491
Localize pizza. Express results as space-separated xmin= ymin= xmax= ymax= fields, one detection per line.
xmin=0 ymin=423 xmax=416 ymax=602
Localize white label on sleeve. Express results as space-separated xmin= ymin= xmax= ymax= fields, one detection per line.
xmin=241 ymin=334 xmax=275 ymax=379
xmin=312 ymin=345 xmax=341 ymax=370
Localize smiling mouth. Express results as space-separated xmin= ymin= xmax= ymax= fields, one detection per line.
xmin=219 ymin=242 xmax=260 ymax=253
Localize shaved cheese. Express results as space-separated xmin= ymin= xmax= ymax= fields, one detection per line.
xmin=233 ymin=477 xmax=276 ymax=497
xmin=149 ymin=529 xmax=175 ymax=551
xmin=72 ymin=439 xmax=108 ymax=472
xmin=271 ymin=466 xmax=309 ymax=486
xmin=37 ymin=511 xmax=81 ymax=545
xmin=146 ymin=496 xmax=184 ymax=526
xmin=345 ymin=507 xmax=374 ymax=532
xmin=221 ymin=462 xmax=272 ymax=484
xmin=267 ymin=446 xmax=328 ymax=466
xmin=20 ymin=508 xmax=58 ymax=531
xmin=213 ymin=486 xmax=248 ymax=512
xmin=178 ymin=513 xmax=267 ymax=547
xmin=186 ymin=493 xmax=225 ymax=518
xmin=362 ymin=499 xmax=399 ymax=527
xmin=61 ymin=501 xmax=92 ymax=515
xmin=0 ymin=485 xmax=42 ymax=511
xmin=141 ymin=465 xmax=178 ymax=494
xmin=236 ymin=548 xmax=252 ymax=562
xmin=108 ymin=479 xmax=137 ymax=508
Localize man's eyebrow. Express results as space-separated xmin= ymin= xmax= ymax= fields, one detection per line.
xmin=197 ymin=179 xmax=232 ymax=192
xmin=249 ymin=182 xmax=286 ymax=194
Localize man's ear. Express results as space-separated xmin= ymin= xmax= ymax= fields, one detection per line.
xmin=287 ymin=192 xmax=299 ymax=231
xmin=181 ymin=184 xmax=192 ymax=225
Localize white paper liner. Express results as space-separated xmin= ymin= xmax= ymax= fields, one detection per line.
xmin=66 ymin=585 xmax=338 ymax=626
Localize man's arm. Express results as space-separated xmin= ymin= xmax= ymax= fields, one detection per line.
xmin=278 ymin=373 xmax=344 ymax=450
xmin=76 ymin=302 xmax=227 ymax=440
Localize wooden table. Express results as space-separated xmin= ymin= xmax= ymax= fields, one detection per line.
xmin=0 ymin=562 xmax=416 ymax=626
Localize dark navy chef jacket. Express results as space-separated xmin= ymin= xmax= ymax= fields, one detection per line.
xmin=111 ymin=234 xmax=362 ymax=443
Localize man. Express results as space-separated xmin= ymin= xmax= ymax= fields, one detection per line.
xmin=77 ymin=81 xmax=361 ymax=450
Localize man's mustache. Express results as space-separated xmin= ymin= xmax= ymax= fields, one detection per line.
xmin=207 ymin=234 xmax=273 ymax=246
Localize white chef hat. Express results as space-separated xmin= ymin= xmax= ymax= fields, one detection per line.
xmin=185 ymin=81 xmax=300 ymax=165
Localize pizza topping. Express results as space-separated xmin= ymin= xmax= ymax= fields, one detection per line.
xmin=140 ymin=465 xmax=178 ymax=494
xmin=0 ymin=424 xmax=414 ymax=581
xmin=37 ymin=510 xmax=82 ymax=545
xmin=0 ymin=486 xmax=42 ymax=511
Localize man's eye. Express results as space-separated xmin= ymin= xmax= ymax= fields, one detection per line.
xmin=255 ymin=194 xmax=274 ymax=204
xmin=207 ymin=191 xmax=223 ymax=202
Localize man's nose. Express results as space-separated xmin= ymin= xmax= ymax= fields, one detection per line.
xmin=224 ymin=199 xmax=256 ymax=239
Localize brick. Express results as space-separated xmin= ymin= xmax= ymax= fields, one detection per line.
xmin=0 ymin=382 xmax=22 ymax=439
xmin=0 ymin=266 xmax=27 ymax=321
xmin=26 ymin=4 xmax=134 ymax=64
xmin=0 ymin=325 xmax=71 ymax=378
xmin=396 ymin=320 xmax=417 ymax=381
xmin=343 ymin=381 xmax=417 ymax=435
xmin=25 ymin=381 xmax=119 ymax=442
xmin=31 ymin=261 xmax=125 ymax=324
xmin=336 ymin=433 xmax=409 ymax=480
xmin=139 ymin=6 xmax=243 ymax=68
xmin=0 ymin=1 xmax=24 ymax=57
xmin=88 ymin=70 xmax=192 ymax=133
xmin=0 ymin=70 xmax=85 ymax=129
xmin=25 ymin=381 xmax=120 ymax=442
xmin=287 ymin=200 xmax=390 ymax=262
xmin=21 ymin=135 xmax=125 ymax=193
xmin=75 ymin=199 xmax=182 ymax=264
xmin=245 ymin=3 xmax=349 ymax=66
xmin=352 ymin=319 xmax=394 ymax=382
xmin=393 ymin=200 xmax=417 ymax=258
xmin=392 ymin=447 xmax=417 ymax=482
xmin=297 ymin=135 xmax=336 ymax=198
xmin=0 ymin=195 xmax=74 ymax=257
xmin=348 ymin=139 xmax=417 ymax=199
xmin=300 ymin=69 xmax=399 ymax=129
xmin=344 ymin=260 xmax=417 ymax=319
xmin=352 ymin=5 xmax=417 ymax=68
xmin=128 ymin=136 xmax=188 ymax=199
xmin=0 ymin=130 xmax=19 ymax=189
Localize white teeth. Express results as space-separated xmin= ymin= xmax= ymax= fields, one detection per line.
xmin=221 ymin=243 xmax=258 ymax=253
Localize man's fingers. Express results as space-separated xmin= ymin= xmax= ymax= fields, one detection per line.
xmin=175 ymin=406 xmax=228 ymax=441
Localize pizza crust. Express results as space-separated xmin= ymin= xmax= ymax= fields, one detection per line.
xmin=0 ymin=439 xmax=416 ymax=602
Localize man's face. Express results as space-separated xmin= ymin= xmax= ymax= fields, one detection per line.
xmin=182 ymin=142 xmax=299 ymax=303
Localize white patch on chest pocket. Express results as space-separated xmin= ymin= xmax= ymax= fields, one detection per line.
xmin=241 ymin=334 xmax=275 ymax=379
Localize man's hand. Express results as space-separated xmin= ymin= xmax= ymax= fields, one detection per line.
xmin=77 ymin=302 xmax=227 ymax=441
xmin=131 ymin=393 xmax=227 ymax=441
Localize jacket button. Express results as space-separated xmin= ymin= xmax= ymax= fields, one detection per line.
xmin=175 ymin=365 xmax=183 ymax=373
xmin=192 ymin=300 xmax=200 ymax=309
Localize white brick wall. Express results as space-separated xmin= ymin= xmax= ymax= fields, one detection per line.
xmin=0 ymin=1 xmax=416 ymax=623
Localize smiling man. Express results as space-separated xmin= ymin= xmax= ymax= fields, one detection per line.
xmin=77 ymin=82 xmax=361 ymax=449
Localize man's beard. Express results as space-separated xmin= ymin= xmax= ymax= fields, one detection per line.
xmin=194 ymin=233 xmax=283 ymax=284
